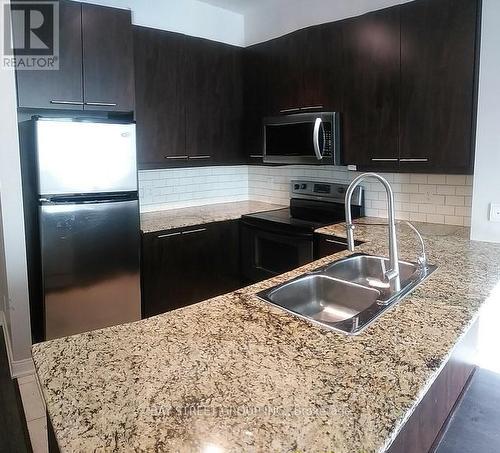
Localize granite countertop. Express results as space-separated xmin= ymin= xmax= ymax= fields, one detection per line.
xmin=32 ymin=218 xmax=500 ymax=453
xmin=140 ymin=201 xmax=285 ymax=233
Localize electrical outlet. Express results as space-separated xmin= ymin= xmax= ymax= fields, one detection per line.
xmin=489 ymin=203 xmax=500 ymax=222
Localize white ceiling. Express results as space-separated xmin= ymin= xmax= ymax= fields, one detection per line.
xmin=197 ymin=0 xmax=285 ymax=14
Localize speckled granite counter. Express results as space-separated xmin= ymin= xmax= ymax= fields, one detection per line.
xmin=32 ymin=218 xmax=500 ymax=453
xmin=140 ymin=201 xmax=285 ymax=233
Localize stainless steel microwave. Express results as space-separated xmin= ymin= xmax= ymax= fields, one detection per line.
xmin=263 ymin=112 xmax=340 ymax=165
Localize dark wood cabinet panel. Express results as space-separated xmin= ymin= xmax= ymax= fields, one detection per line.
xmin=142 ymin=220 xmax=241 ymax=318
xmin=300 ymin=23 xmax=344 ymax=111
xmin=341 ymin=6 xmax=401 ymax=169
xmin=314 ymin=235 xmax=349 ymax=260
xmin=399 ymin=0 xmax=479 ymax=174
xmin=134 ymin=27 xmax=187 ymax=168
xmin=243 ymin=44 xmax=268 ymax=160
xmin=314 ymin=234 xmax=363 ymax=260
xmin=82 ymin=4 xmax=135 ymax=112
xmin=185 ymin=37 xmax=244 ymax=164
xmin=16 ymin=0 xmax=83 ymax=110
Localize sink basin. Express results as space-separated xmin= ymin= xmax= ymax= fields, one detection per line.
xmin=264 ymin=275 xmax=381 ymax=323
xmin=257 ymin=253 xmax=437 ymax=335
xmin=319 ymin=254 xmax=421 ymax=302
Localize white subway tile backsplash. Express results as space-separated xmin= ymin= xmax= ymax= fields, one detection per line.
xmin=410 ymin=174 xmax=428 ymax=184
xmin=138 ymin=166 xmax=249 ymax=212
xmin=445 ymin=216 xmax=464 ymax=226
xmin=138 ymin=165 xmax=473 ymax=226
xmin=436 ymin=185 xmax=456 ymax=195
xmin=427 ymin=175 xmax=447 ymax=185
xmin=446 ymin=175 xmax=467 ymax=185
xmin=445 ymin=195 xmax=465 ymax=206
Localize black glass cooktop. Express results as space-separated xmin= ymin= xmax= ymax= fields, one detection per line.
xmin=241 ymin=198 xmax=363 ymax=235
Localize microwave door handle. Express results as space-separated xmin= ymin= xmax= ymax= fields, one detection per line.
xmin=313 ymin=118 xmax=323 ymax=160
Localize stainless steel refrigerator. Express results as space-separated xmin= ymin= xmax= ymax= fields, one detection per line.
xmin=23 ymin=118 xmax=141 ymax=341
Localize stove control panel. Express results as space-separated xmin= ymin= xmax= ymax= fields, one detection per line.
xmin=291 ymin=180 xmax=363 ymax=206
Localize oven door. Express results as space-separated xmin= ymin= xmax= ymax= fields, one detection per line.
xmin=240 ymin=221 xmax=314 ymax=284
xmin=263 ymin=112 xmax=339 ymax=165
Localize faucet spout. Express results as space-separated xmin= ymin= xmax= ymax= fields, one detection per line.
xmin=345 ymin=173 xmax=400 ymax=291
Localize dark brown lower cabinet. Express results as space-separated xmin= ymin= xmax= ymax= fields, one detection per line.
xmin=141 ymin=220 xmax=241 ymax=317
xmin=314 ymin=234 xmax=364 ymax=260
xmin=387 ymin=320 xmax=478 ymax=453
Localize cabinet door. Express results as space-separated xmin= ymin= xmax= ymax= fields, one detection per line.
xmin=184 ymin=37 xmax=244 ymax=165
xmin=341 ymin=6 xmax=401 ymax=169
xmin=243 ymin=44 xmax=268 ymax=160
xmin=400 ymin=0 xmax=478 ymax=174
xmin=134 ymin=27 xmax=187 ymax=169
xmin=265 ymin=32 xmax=305 ymax=115
xmin=142 ymin=221 xmax=241 ymax=318
xmin=141 ymin=231 xmax=189 ymax=317
xmin=208 ymin=220 xmax=241 ymax=293
xmin=82 ymin=3 xmax=134 ymax=112
xmin=300 ymin=23 xmax=344 ymax=111
xmin=16 ymin=0 xmax=83 ymax=110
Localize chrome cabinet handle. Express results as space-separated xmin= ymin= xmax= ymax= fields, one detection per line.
xmin=325 ymin=239 xmax=348 ymax=246
xmin=157 ymin=232 xmax=181 ymax=239
xmin=158 ymin=227 xmax=207 ymax=239
xmin=189 ymin=155 xmax=211 ymax=160
xmin=313 ymin=118 xmax=324 ymax=160
xmin=85 ymin=101 xmax=117 ymax=107
xmin=50 ymin=100 xmax=84 ymax=105
xmin=300 ymin=105 xmax=323 ymax=111
xmin=181 ymin=228 xmax=207 ymax=235
xmin=280 ymin=107 xmax=300 ymax=114
xmin=165 ymin=155 xmax=189 ymax=160
xmin=250 ymin=154 xmax=263 ymax=158
xmin=400 ymin=158 xmax=429 ymax=162
xmin=371 ymin=158 xmax=398 ymax=162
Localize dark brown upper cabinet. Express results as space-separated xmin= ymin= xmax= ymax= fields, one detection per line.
xmin=341 ymin=6 xmax=401 ymax=170
xmin=184 ymin=37 xmax=244 ymax=164
xmin=134 ymin=28 xmax=187 ymax=169
xmin=16 ymin=1 xmax=134 ymax=112
xmin=82 ymin=4 xmax=135 ymax=112
xmin=264 ymin=23 xmax=344 ymax=115
xmin=243 ymin=44 xmax=270 ymax=160
xmin=16 ymin=0 xmax=83 ymax=110
xmin=399 ymin=0 xmax=479 ymax=174
xmin=134 ymin=27 xmax=245 ymax=169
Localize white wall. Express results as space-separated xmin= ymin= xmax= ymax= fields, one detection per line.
xmin=0 ymin=200 xmax=9 ymax=320
xmin=0 ymin=19 xmax=33 ymax=375
xmin=244 ymin=0 xmax=415 ymax=45
xmin=78 ymin=0 xmax=245 ymax=46
xmin=471 ymin=0 xmax=500 ymax=243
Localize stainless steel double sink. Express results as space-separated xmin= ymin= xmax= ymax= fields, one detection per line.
xmin=257 ymin=253 xmax=437 ymax=335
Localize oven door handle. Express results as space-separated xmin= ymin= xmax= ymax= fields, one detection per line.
xmin=313 ymin=118 xmax=324 ymax=160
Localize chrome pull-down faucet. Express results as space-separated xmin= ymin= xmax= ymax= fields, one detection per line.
xmin=345 ymin=173 xmax=401 ymax=292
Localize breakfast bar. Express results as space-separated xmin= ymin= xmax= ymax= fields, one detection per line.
xmin=32 ymin=219 xmax=500 ymax=452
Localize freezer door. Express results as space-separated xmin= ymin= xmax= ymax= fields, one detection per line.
xmin=36 ymin=120 xmax=137 ymax=196
xmin=40 ymin=199 xmax=141 ymax=340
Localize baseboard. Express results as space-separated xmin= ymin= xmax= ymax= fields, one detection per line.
xmin=12 ymin=357 xmax=35 ymax=378
xmin=0 ymin=310 xmax=34 ymax=378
